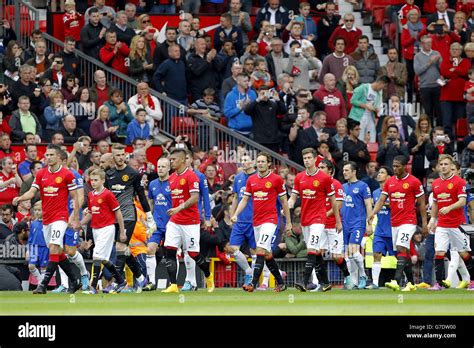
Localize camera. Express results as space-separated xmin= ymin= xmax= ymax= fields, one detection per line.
xmin=435 ymin=135 xmax=446 ymax=143
xmin=434 ymin=24 xmax=444 ymax=34
xmin=387 ymin=137 xmax=396 ymax=143
xmin=295 ymin=48 xmax=302 ymax=54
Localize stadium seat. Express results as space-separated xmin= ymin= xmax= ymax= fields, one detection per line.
xmin=171 ymin=116 xmax=198 ymax=145
xmin=456 ymin=118 xmax=468 ymax=140
xmin=367 ymin=142 xmax=378 ymax=162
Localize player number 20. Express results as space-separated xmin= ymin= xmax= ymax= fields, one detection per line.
xmin=52 ymin=230 xmax=61 ymax=239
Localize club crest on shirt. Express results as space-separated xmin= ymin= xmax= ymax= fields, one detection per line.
xmin=353 ymin=188 xmax=359 ymax=194
xmin=98 ymin=198 xmax=103 ymax=204
xmin=402 ymin=183 xmax=409 ymax=189
xmin=180 ymin=178 xmax=186 ymax=185
xmin=447 ymin=183 xmax=454 ymax=189
xmin=313 ymin=180 xmax=319 ymax=187
xmin=55 ymin=177 xmax=62 ymax=184
xmin=265 ymin=181 xmax=272 ymax=188
xmin=122 ymin=175 xmax=129 ymax=182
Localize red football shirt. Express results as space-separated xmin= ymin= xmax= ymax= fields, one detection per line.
xmin=16 ymin=211 xmax=31 ymax=222
xmin=244 ymin=171 xmax=286 ymax=226
xmin=382 ymin=174 xmax=424 ymax=227
xmin=32 ymin=166 xmax=77 ymax=225
xmin=325 ymin=178 xmax=343 ymax=229
xmin=87 ymin=187 xmax=120 ymax=229
xmin=169 ymin=167 xmax=200 ymax=225
xmin=432 ymin=174 xmax=467 ymax=228
xmin=0 ymin=171 xmax=19 ymax=205
xmin=292 ymin=169 xmax=335 ymax=227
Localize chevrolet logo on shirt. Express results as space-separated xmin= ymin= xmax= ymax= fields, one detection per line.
xmin=437 ymin=193 xmax=451 ymax=199
xmin=111 ymin=184 xmax=126 ymax=190
xmin=43 ymin=186 xmax=59 ymax=193
xmin=391 ymin=192 xmax=406 ymax=198
xmin=254 ymin=191 xmax=268 ymax=198
xmin=91 ymin=206 xmax=100 ymax=212
xmin=302 ymin=189 xmax=316 ymax=196
xmin=172 ymin=189 xmax=183 ymax=195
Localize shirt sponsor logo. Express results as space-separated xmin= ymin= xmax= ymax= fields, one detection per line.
xmin=91 ymin=206 xmax=100 ymax=212
xmin=254 ymin=191 xmax=268 ymax=199
xmin=172 ymin=189 xmax=183 ymax=195
xmin=43 ymin=186 xmax=59 ymax=194
xmin=302 ymin=189 xmax=316 ymax=196
xmin=391 ymin=192 xmax=406 ymax=198
xmin=111 ymin=184 xmax=126 ymax=190
xmin=437 ymin=193 xmax=451 ymax=199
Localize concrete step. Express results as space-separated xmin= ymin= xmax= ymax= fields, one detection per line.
xmin=379 ymin=55 xmax=389 ymax=65
xmin=374 ymin=46 xmax=383 ymax=55
xmin=360 ymin=25 xmax=372 ymax=32
xmin=338 ymin=3 xmax=354 ymax=12
xmin=355 ymin=18 xmax=364 ymax=26
xmin=372 ymin=40 xmax=382 ymax=47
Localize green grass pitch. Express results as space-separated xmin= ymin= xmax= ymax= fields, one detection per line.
xmin=1 ymin=288 xmax=473 ymax=315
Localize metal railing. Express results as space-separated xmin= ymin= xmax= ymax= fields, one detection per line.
xmin=40 ymin=32 xmax=304 ymax=171
xmin=13 ymin=0 xmax=40 ymax=48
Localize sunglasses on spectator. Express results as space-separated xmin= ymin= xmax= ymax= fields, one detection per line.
xmin=142 ymin=19 xmax=150 ymax=23
xmin=55 ymin=61 xmax=64 ymax=64
xmin=345 ymin=19 xmax=354 ymax=22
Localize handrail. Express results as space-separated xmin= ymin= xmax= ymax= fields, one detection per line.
xmin=15 ymin=0 xmax=40 ymax=48
xmin=41 ymin=32 xmax=304 ymax=171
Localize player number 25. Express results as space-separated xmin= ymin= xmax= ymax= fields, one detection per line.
xmin=400 ymin=233 xmax=409 ymax=242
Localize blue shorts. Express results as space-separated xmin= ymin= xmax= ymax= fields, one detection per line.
xmin=28 ymin=245 xmax=49 ymax=267
xmin=373 ymin=234 xmax=396 ymax=256
xmin=64 ymin=228 xmax=79 ymax=247
xmin=148 ymin=228 xmax=165 ymax=245
xmin=343 ymin=227 xmax=364 ymax=246
xmin=230 ymin=222 xmax=256 ymax=249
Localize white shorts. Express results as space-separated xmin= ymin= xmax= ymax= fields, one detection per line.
xmin=92 ymin=225 xmax=116 ymax=260
xmin=43 ymin=221 xmax=68 ymax=248
xmin=254 ymin=223 xmax=277 ymax=252
xmin=325 ymin=228 xmax=344 ymax=254
xmin=302 ymin=224 xmax=326 ymax=251
xmin=164 ymin=221 xmax=200 ymax=253
xmin=435 ymin=227 xmax=471 ymax=252
xmin=392 ymin=224 xmax=417 ymax=250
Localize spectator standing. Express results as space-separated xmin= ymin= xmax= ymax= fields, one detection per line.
xmin=80 ymin=7 xmax=106 ymax=60
xmin=61 ymin=73 xmax=79 ymax=103
xmin=110 ymin=11 xmax=136 ymax=47
xmin=0 ymin=158 xmax=21 ymax=206
xmin=342 ymin=119 xmax=371 ymax=176
xmin=128 ymin=35 xmax=154 ymax=83
xmin=71 ymin=87 xmax=96 ymax=134
xmin=316 ymin=2 xmax=340 ymax=59
xmin=224 ymin=73 xmax=257 ymax=136
xmin=281 ymin=19 xmax=314 ymax=55
xmin=376 ymin=125 xmax=410 ymax=167
xmin=297 ymin=2 xmax=317 ymax=42
xmin=214 ymin=14 xmax=244 ymax=57
xmin=378 ymin=48 xmax=407 ymax=102
xmin=9 ymin=96 xmax=42 ymax=143
xmin=60 ymin=114 xmax=87 ymax=144
xmin=187 ymin=38 xmax=223 ymax=102
xmin=351 ymin=36 xmax=380 ymax=84
xmin=0 ymin=134 xmax=13 ymax=160
xmin=265 ymin=38 xmax=289 ymax=83
xmin=313 ymin=73 xmax=347 ymax=129
xmin=419 ymin=21 xmax=460 ymax=62
xmin=99 ymin=30 xmax=131 ymax=75
xmin=244 ymin=86 xmax=286 ymax=152
xmin=414 ymin=35 xmax=442 ymax=127
xmin=125 ymin=3 xmax=138 ymax=29
xmin=407 ymin=114 xmax=432 ymax=182
xmin=253 ymin=0 xmax=291 ymax=38
xmin=3 ymin=41 xmax=24 ymax=86
xmin=320 ymin=37 xmax=355 ymax=83
xmin=59 ymin=37 xmax=82 ymax=79
xmin=43 ymin=90 xmax=67 ymax=141
xmin=401 ymin=9 xmax=424 ymax=103
xmin=10 ymin=65 xmax=41 ymax=108
xmin=19 ymin=161 xmax=42 ymax=206
xmin=18 ymin=144 xmax=38 ymax=181
xmin=85 ymin=0 xmax=116 ymax=29
xmin=439 ymin=42 xmax=470 ymax=138
xmin=63 ymin=0 xmax=84 ymax=43
xmin=25 ymin=39 xmax=51 ymax=81
xmin=348 ymin=75 xmax=389 ymax=143
xmin=153 ymin=27 xmax=187 ymax=67
xmin=426 ymin=0 xmax=455 ymax=31
xmin=336 ymin=65 xmax=360 ymax=112
xmin=89 ymin=70 xmax=110 ymax=108
xmin=228 ymin=0 xmax=252 ymax=46
xmin=285 ymin=41 xmax=320 ymax=90
xmin=0 ymin=204 xmax=15 ymax=241
xmin=90 ymin=104 xmax=119 ymax=143
xmin=425 ymin=126 xmax=454 ymax=162
xmin=153 ymin=45 xmax=187 ymax=105
xmin=42 ymin=55 xmax=67 ymax=90
xmin=221 ymin=62 xmax=243 ymax=107
xmin=328 ymin=14 xmax=362 ymax=55
xmin=177 ymin=20 xmax=195 ymax=53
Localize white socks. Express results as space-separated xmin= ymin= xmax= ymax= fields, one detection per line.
xmin=146 ymin=255 xmax=157 ymax=285
xmin=59 ymin=267 xmax=68 ymax=288
xmin=349 ymin=257 xmax=358 ymax=285
xmin=184 ymin=253 xmax=197 ymax=286
xmin=70 ymin=252 xmax=87 ymax=276
xmin=261 ymin=265 xmax=270 ymax=286
xmin=251 ymin=254 xmax=257 ymax=270
xmin=372 ymin=262 xmax=381 ymax=287
xmin=447 ymin=252 xmax=470 ymax=283
xmin=30 ymin=267 xmax=43 ymax=283
xmin=233 ymin=250 xmax=252 ymax=275
xmin=312 ymin=269 xmax=319 ymax=286
xmin=353 ymin=252 xmax=366 ymax=277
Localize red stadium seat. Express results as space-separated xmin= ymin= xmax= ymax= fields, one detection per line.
xmin=171 ymin=116 xmax=198 ymax=145
xmin=456 ymin=118 xmax=468 ymax=140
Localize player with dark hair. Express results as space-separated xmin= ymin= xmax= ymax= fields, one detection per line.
xmin=231 ymin=152 xmax=292 ymax=292
xmin=427 ymin=155 xmax=474 ymax=290
xmin=161 ymin=149 xmax=215 ymax=293
xmin=13 ymin=144 xmax=82 ymax=294
xmin=369 ymin=155 xmax=427 ymax=292
xmin=106 ymin=143 xmax=156 ymax=292
xmin=341 ymin=161 xmax=373 ymax=290
xmin=317 ymin=159 xmax=351 ymax=289
xmin=366 ymin=166 xmax=393 ymax=289
xmin=288 ymin=148 xmax=341 ymax=292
